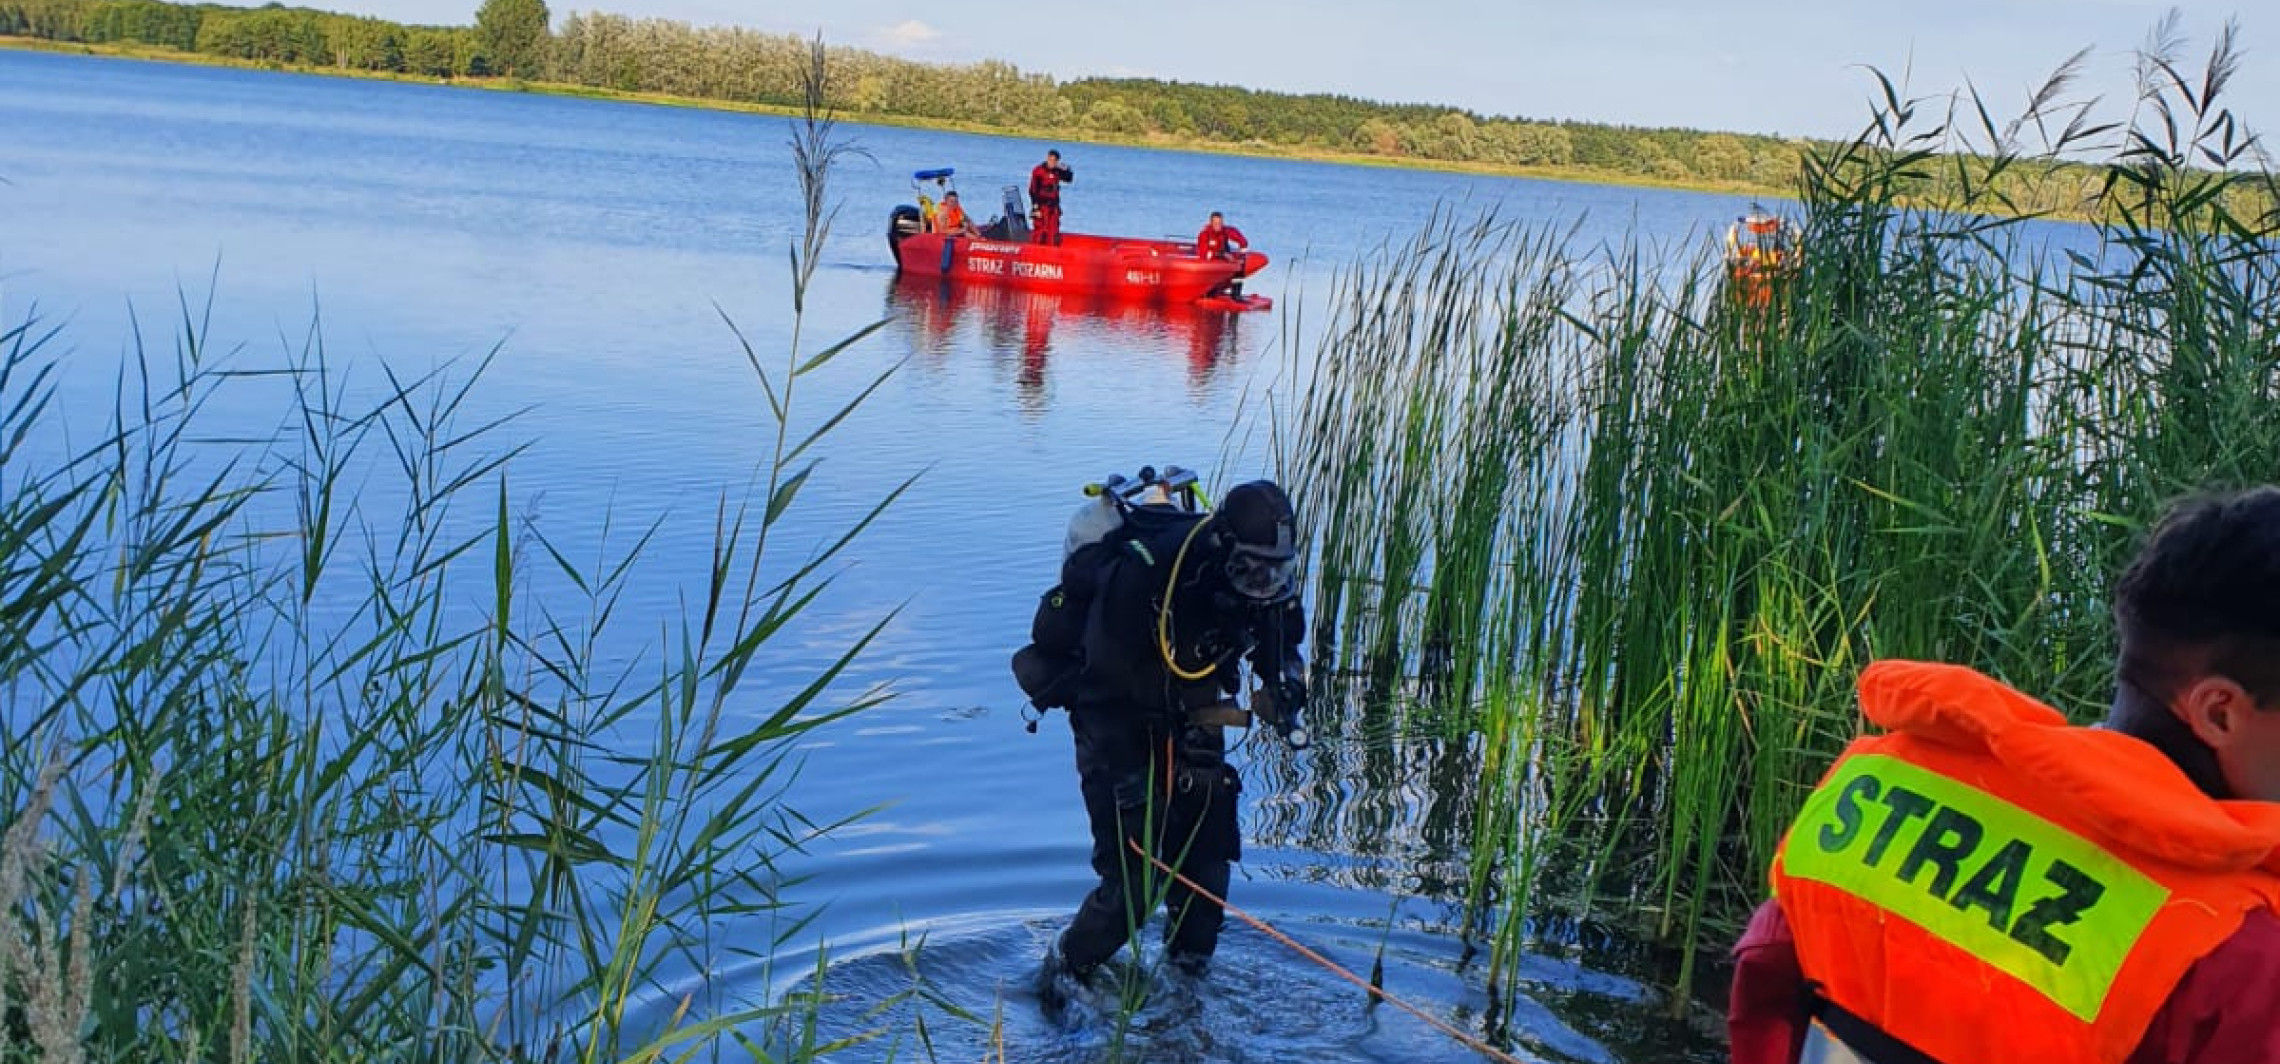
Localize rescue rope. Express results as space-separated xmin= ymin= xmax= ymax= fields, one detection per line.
xmin=1156 ymin=515 xmax=1219 ymax=681
xmin=1123 ymin=837 xmax=1530 ymax=1064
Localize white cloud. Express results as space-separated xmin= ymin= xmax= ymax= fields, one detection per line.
xmin=874 ymin=19 xmax=943 ymax=49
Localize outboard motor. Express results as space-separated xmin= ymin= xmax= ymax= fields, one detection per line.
xmin=888 ymin=204 xmax=923 ymax=264
xmin=1002 ymin=185 xmax=1031 ymax=243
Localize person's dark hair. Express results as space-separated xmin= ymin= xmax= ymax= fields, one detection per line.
xmin=1046 ymin=150 xmax=1060 ymax=162
xmin=1209 ymin=212 xmax=1223 ymax=221
xmin=2114 ymin=486 xmax=2280 ymax=706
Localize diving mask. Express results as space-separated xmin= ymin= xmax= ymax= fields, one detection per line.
xmin=1225 ymin=542 xmax=1297 ymax=602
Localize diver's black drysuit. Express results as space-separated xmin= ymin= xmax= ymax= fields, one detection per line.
xmin=1052 ymin=514 xmax=1306 ymax=974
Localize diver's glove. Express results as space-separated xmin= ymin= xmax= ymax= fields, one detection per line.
xmin=1256 ymin=668 xmax=1309 ymax=749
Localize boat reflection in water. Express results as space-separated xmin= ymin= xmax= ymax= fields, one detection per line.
xmin=884 ymin=275 xmax=1252 ymax=412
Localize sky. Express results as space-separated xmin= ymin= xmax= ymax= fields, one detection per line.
xmin=333 ymin=0 xmax=2276 ymax=145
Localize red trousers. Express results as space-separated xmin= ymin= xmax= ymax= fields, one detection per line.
xmin=1033 ymin=203 xmax=1062 ymax=245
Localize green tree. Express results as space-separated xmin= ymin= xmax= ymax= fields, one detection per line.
xmin=1429 ymin=112 xmax=1479 ymax=160
xmin=1081 ymin=96 xmax=1146 ymax=135
xmin=1509 ymin=123 xmax=1575 ymax=166
xmin=1750 ymin=146 xmax=1801 ymax=189
xmin=403 ymin=27 xmax=455 ymax=75
xmin=474 ymin=0 xmax=547 ymax=77
xmin=849 ymin=72 xmax=887 ymax=112
xmin=1694 ymin=133 xmax=1752 ymax=182
xmin=1353 ymin=117 xmax=1401 ymax=155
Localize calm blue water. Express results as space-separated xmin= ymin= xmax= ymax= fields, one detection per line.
xmin=0 ymin=49 xmax=1747 ymax=1062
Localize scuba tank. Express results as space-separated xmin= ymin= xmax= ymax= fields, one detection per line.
xmin=1064 ymin=491 xmax=1122 ymax=560
xmin=1011 ymin=467 xmax=1308 ymax=747
xmin=1013 ymin=466 xmax=1206 ymax=720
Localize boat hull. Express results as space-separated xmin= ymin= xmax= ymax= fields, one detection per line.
xmin=890 ymin=231 xmax=1268 ymax=304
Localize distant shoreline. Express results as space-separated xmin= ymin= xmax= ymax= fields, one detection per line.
xmin=2 ymin=36 xmax=1791 ymax=206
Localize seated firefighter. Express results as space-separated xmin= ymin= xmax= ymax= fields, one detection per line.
xmin=930 ymin=189 xmax=981 ymax=237
xmin=1012 ymin=478 xmax=1308 ymax=994
xmin=1196 ymin=211 xmax=1254 ymax=300
xmin=1195 ymin=211 xmax=1248 ymax=261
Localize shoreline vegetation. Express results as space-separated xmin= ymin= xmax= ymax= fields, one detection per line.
xmin=16 ymin=0 xmax=2260 ymax=223
xmin=0 ymin=35 xmax=1787 ymax=203
xmin=9 ymin=1 xmax=2273 ymax=223
xmin=1282 ymin=13 xmax=2279 ymax=1021
xmin=11 ymin=14 xmax=2274 ymax=230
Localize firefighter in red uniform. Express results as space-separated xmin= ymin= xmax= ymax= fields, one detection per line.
xmin=1029 ymin=150 xmax=1073 ymax=246
xmin=1195 ymin=212 xmax=1247 ymax=260
xmin=1197 ymin=212 xmax=1252 ymax=300
xmin=1729 ymin=486 xmax=2280 ymax=1064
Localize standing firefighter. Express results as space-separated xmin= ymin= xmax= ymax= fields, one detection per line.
xmin=1730 ymin=486 xmax=2280 ymax=1064
xmin=1012 ymin=471 xmax=1307 ymax=999
xmin=1028 ymin=149 xmax=1073 ymax=246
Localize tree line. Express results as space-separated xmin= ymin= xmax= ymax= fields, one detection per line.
xmin=14 ymin=0 xmax=2271 ymax=219
xmin=2 ymin=0 xmax=1825 ymax=189
xmin=0 ymin=0 xmax=551 ymax=74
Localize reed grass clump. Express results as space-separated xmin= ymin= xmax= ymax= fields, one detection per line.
xmin=1282 ymin=16 xmax=2280 ymax=1020
xmin=0 ymin=39 xmax=938 ymax=1064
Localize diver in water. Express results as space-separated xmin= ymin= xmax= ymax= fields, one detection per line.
xmin=1031 ymin=478 xmax=1308 ymax=998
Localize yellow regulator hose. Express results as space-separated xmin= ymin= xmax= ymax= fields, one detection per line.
xmin=1157 ymin=515 xmax=1219 ymax=681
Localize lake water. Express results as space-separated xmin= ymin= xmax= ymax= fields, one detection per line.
xmin=1 ymin=48 xmax=1748 ymax=1062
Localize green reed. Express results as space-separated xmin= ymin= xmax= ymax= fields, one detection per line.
xmin=1283 ymin=16 xmax=2280 ymax=1024
xmin=0 ymin=39 xmax=947 ymax=1064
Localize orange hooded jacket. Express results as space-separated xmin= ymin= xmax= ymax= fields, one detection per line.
xmin=1771 ymin=660 xmax=2280 ymax=1064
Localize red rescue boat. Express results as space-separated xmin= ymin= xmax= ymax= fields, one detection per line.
xmin=887 ymin=167 xmax=1271 ymax=311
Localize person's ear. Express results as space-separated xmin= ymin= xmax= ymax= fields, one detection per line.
xmin=2175 ymin=674 xmax=2258 ymax=750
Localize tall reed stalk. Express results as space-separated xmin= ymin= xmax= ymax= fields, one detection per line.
xmin=0 ymin=38 xmax=916 ymax=1064
xmin=1282 ymin=15 xmax=2280 ymax=1027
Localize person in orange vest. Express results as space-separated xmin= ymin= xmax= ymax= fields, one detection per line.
xmin=1729 ymin=486 xmax=2280 ymax=1064
xmin=1728 ymin=244 xmax=1772 ymax=311
xmin=931 ymin=190 xmax=980 ymax=237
